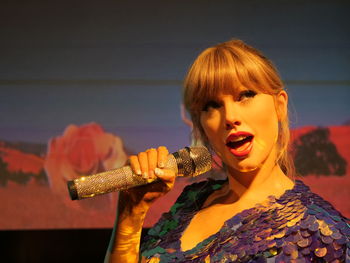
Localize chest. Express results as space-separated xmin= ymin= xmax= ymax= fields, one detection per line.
xmin=180 ymin=203 xmax=242 ymax=251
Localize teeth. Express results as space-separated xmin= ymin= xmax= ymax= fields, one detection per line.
xmin=229 ymin=135 xmax=247 ymax=142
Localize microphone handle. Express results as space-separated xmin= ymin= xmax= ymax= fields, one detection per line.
xmin=67 ymin=154 xmax=178 ymax=200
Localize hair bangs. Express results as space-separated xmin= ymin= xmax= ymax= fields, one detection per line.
xmin=185 ymin=46 xmax=271 ymax=115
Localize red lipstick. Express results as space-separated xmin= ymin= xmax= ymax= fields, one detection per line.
xmin=226 ymin=131 xmax=254 ymax=158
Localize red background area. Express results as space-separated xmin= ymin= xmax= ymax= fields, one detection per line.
xmin=0 ymin=125 xmax=349 ymax=230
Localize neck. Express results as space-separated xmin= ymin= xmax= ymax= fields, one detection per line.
xmin=225 ymin=152 xmax=294 ymax=204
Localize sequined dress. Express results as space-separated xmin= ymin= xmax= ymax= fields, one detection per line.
xmin=141 ymin=180 xmax=350 ymax=262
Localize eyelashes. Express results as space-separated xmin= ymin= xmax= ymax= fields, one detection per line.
xmin=201 ymin=90 xmax=257 ymax=112
xmin=238 ymin=90 xmax=257 ymax=100
xmin=202 ymin=100 xmax=220 ymax=112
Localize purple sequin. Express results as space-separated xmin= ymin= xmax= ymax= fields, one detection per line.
xmin=141 ymin=180 xmax=350 ymax=262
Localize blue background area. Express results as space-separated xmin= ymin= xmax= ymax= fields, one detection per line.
xmin=0 ymin=0 xmax=349 ymax=153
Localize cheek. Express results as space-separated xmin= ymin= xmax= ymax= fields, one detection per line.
xmin=200 ymin=112 xmax=221 ymax=136
xmin=248 ymin=96 xmax=279 ymax=128
xmin=200 ymin=122 xmax=216 ymax=146
xmin=258 ymin=114 xmax=279 ymax=145
xmin=256 ymin=106 xmax=278 ymax=128
xmin=246 ymin=99 xmax=279 ymax=151
xmin=200 ymin=112 xmax=224 ymax=152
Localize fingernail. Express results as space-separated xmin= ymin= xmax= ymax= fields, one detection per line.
xmin=154 ymin=168 xmax=164 ymax=176
xmin=149 ymin=170 xmax=155 ymax=179
xmin=159 ymin=162 xmax=165 ymax=168
xmin=136 ymin=169 xmax=142 ymax=175
xmin=142 ymin=172 xmax=148 ymax=179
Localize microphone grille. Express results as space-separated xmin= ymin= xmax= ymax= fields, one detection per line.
xmin=188 ymin=146 xmax=212 ymax=177
xmin=174 ymin=146 xmax=212 ymax=177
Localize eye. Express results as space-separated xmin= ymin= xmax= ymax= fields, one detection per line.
xmin=202 ymin=100 xmax=221 ymax=112
xmin=238 ymin=90 xmax=257 ymax=101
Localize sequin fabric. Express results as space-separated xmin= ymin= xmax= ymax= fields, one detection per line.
xmin=141 ymin=180 xmax=350 ymax=262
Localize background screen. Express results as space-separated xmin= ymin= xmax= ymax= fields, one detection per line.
xmin=1 ymin=0 xmax=349 ymax=230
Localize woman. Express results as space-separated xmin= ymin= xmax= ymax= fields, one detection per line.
xmin=105 ymin=40 xmax=350 ymax=262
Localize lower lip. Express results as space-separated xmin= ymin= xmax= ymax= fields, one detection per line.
xmin=227 ymin=139 xmax=253 ymax=158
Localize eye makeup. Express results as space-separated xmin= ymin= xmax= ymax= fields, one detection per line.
xmin=202 ymin=100 xmax=221 ymax=112
xmin=237 ymin=90 xmax=257 ymax=101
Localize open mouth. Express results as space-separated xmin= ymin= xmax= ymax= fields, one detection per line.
xmin=226 ymin=133 xmax=254 ymax=157
xmin=226 ymin=135 xmax=253 ymax=149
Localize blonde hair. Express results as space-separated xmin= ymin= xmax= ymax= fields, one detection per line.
xmin=183 ymin=39 xmax=295 ymax=177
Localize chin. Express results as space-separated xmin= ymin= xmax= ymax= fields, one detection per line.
xmin=235 ymin=164 xmax=259 ymax=173
xmin=226 ymin=153 xmax=266 ymax=174
xmin=226 ymin=158 xmax=260 ymax=173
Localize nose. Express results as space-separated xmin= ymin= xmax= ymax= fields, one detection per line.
xmin=224 ymin=102 xmax=241 ymax=130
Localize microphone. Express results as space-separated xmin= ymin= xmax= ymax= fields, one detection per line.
xmin=67 ymin=146 xmax=212 ymax=200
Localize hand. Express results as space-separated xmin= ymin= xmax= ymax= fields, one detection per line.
xmin=120 ymin=146 xmax=176 ymax=211
xmin=107 ymin=147 xmax=175 ymax=262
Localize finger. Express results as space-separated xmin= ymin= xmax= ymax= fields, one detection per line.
xmin=129 ymin=155 xmax=141 ymax=175
xmin=157 ymin=146 xmax=169 ymax=168
xmin=154 ymin=168 xmax=176 ymax=189
xmin=138 ymin=152 xmax=149 ymax=179
xmin=146 ymin=148 xmax=157 ymax=179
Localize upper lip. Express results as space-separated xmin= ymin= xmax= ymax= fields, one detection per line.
xmin=225 ymin=131 xmax=254 ymax=144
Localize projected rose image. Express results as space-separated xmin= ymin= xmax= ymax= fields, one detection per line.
xmin=45 ymin=123 xmax=127 ymax=208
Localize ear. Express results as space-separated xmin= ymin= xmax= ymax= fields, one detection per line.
xmin=276 ymin=90 xmax=288 ymax=121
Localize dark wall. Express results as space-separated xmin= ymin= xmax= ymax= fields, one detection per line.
xmin=1 ymin=0 xmax=349 ymax=141
xmin=1 ymin=229 xmax=111 ymax=263
xmin=1 ymin=228 xmax=151 ymax=263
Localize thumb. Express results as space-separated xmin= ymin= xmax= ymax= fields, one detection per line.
xmin=154 ymin=168 xmax=176 ymax=189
